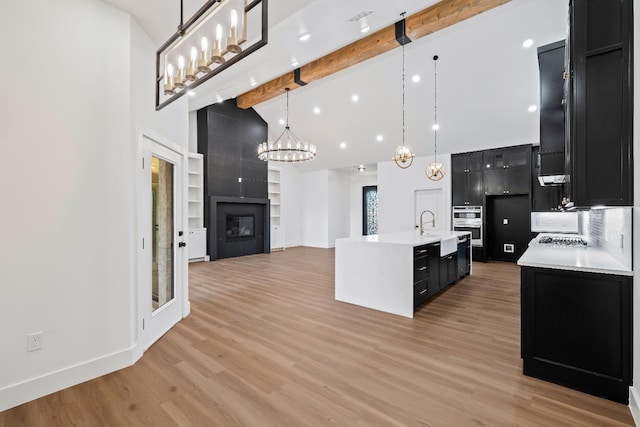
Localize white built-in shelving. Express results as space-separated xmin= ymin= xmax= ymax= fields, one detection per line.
xmin=187 ymin=153 xmax=207 ymax=261
xmin=268 ymin=167 xmax=285 ymax=250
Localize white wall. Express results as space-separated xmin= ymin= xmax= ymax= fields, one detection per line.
xmin=377 ymin=154 xmax=453 ymax=235
xmin=301 ymin=170 xmax=330 ymax=247
xmin=328 ymin=170 xmax=351 ymax=246
xmin=279 ymin=164 xmax=303 ymax=247
xmin=349 ymin=172 xmax=378 ymax=237
xmin=0 ymin=0 xmax=188 ymax=411
xmin=630 ymin=4 xmax=640 ymax=423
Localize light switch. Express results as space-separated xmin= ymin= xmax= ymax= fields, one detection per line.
xmin=503 ymin=218 xmax=509 ymax=225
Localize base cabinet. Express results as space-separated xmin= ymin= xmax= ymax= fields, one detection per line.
xmin=521 ymin=266 xmax=632 ymax=404
xmin=188 ymin=228 xmax=208 ymax=261
xmin=457 ymin=238 xmax=471 ymax=279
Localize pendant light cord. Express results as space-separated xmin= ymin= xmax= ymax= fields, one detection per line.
xmin=401 ymin=14 xmax=406 ymax=148
xmin=285 ymin=88 xmax=290 ymax=129
xmin=433 ymin=55 xmax=438 ymax=162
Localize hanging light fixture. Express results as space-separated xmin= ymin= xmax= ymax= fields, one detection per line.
xmin=392 ymin=13 xmax=415 ymax=169
xmin=426 ymin=55 xmax=445 ymax=181
xmin=156 ymin=0 xmax=268 ymax=110
xmin=257 ymin=88 xmax=317 ymax=163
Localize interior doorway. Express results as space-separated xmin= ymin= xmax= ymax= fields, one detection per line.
xmin=138 ymin=133 xmax=188 ymax=352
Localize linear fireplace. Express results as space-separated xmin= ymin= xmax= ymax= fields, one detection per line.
xmin=209 ymin=196 xmax=270 ymax=260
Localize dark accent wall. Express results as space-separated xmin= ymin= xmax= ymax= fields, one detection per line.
xmin=197 ymin=99 xmax=269 ymax=258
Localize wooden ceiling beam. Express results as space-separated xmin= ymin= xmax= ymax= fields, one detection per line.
xmin=236 ymin=0 xmax=510 ymax=109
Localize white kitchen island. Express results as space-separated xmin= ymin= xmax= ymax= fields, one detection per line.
xmin=335 ymin=230 xmax=471 ymax=318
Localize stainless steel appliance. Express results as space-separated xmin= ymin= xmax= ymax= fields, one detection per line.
xmin=452 ymin=206 xmax=482 ymax=247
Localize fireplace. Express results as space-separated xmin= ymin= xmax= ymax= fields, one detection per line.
xmin=225 ymin=214 xmax=255 ymax=241
xmin=209 ymin=196 xmax=270 ymax=260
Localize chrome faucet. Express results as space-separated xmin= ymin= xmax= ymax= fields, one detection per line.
xmin=419 ymin=210 xmax=436 ymax=236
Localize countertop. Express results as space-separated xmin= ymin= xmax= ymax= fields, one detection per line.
xmin=517 ymin=244 xmax=633 ymax=276
xmin=338 ymin=230 xmax=471 ymax=247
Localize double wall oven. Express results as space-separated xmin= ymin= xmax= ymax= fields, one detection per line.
xmin=452 ymin=206 xmax=483 ymax=247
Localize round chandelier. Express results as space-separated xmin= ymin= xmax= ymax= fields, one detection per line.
xmin=258 ymin=88 xmax=317 ymax=163
xmin=392 ymin=13 xmax=415 ymax=169
xmin=426 ymin=55 xmax=445 ymax=181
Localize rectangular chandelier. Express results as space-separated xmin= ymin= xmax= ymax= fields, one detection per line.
xmin=156 ymin=0 xmax=268 ymax=110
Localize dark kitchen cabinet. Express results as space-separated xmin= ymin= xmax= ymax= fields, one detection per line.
xmin=452 ymin=152 xmax=484 ymax=206
xmin=538 ymin=40 xmax=567 ymax=177
xmin=427 ymin=243 xmax=440 ymax=297
xmin=521 ymin=266 xmax=632 ymax=404
xmin=439 ymin=253 xmax=457 ymax=289
xmin=483 ymin=146 xmax=532 ymax=196
xmin=568 ymin=0 xmax=633 ymax=206
xmin=413 ymin=247 xmax=429 ymax=308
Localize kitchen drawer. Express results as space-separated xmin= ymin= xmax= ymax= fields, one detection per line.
xmin=414 ymin=245 xmax=429 ymax=257
xmin=414 ymin=279 xmax=429 ymax=307
xmin=414 ymin=256 xmax=428 ymax=281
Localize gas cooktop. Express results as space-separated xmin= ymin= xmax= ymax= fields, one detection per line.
xmin=535 ymin=235 xmax=589 ymax=247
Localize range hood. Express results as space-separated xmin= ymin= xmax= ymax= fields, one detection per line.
xmin=538 ymin=173 xmax=569 ymax=186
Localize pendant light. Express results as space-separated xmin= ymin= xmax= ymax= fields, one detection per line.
xmin=392 ymin=14 xmax=415 ymax=169
xmin=426 ymin=55 xmax=445 ymax=181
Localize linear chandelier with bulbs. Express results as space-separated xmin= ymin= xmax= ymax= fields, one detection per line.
xmin=155 ymin=0 xmax=268 ymax=110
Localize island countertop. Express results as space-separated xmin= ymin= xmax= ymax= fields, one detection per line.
xmin=335 ymin=230 xmax=472 ymax=318
xmin=339 ymin=230 xmax=471 ymax=246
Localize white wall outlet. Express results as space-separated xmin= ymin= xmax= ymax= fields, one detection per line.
xmin=27 ymin=332 xmax=43 ymax=352
xmin=504 ymin=243 xmax=515 ymax=253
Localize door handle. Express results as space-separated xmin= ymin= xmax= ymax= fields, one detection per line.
xmin=178 ymin=242 xmax=187 ymax=248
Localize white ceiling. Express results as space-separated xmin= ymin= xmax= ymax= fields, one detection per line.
xmin=103 ymin=0 xmax=569 ymax=173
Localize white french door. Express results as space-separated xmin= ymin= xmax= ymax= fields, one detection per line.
xmin=139 ymin=133 xmax=187 ymax=352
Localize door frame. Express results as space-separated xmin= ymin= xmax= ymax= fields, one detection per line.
xmin=135 ymin=129 xmax=189 ymax=358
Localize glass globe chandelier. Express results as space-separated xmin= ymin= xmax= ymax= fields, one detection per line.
xmin=258 ymin=88 xmax=317 ymax=163
xmin=392 ymin=14 xmax=415 ymax=169
xmin=426 ymin=55 xmax=445 ymax=181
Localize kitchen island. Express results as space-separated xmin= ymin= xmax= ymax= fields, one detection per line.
xmin=335 ymin=230 xmax=471 ymax=318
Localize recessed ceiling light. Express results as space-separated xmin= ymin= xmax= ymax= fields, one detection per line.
xmin=250 ymin=79 xmax=257 ymax=87
xmin=291 ymin=59 xmax=299 ymax=67
xmin=314 ymin=107 xmax=321 ymax=114
xmin=279 ymin=118 xmax=285 ymax=125
xmin=358 ymin=165 xmax=366 ymax=172
xmin=361 ymin=26 xmax=370 ymax=33
xmin=340 ymin=142 xmax=347 ymax=149
xmin=352 ymin=94 xmax=359 ymax=102
xmin=432 ymin=124 xmax=440 ymax=130
xmin=528 ymin=104 xmax=538 ymax=112
xmin=216 ymin=95 xmax=223 ymax=103
xmin=376 ymin=135 xmax=384 ymax=142
xmin=412 ymin=75 xmax=421 ymax=83
xmin=522 ymin=39 xmax=534 ymax=48
xmin=187 ymin=90 xmax=196 ymax=97
xmin=299 ymin=33 xmax=311 ymax=41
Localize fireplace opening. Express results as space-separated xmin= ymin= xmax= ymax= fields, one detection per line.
xmin=225 ymin=214 xmax=255 ymax=241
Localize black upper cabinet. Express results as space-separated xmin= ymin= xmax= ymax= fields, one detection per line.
xmin=452 ymin=152 xmax=484 ymax=206
xmin=483 ymin=145 xmax=532 ymax=196
xmin=569 ymin=0 xmax=633 ymax=206
xmin=538 ymin=40 xmax=567 ymax=177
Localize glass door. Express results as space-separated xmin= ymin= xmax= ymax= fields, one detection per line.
xmin=139 ymin=135 xmax=186 ymax=352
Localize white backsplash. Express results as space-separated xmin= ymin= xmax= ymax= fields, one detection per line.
xmin=585 ymin=207 xmax=632 ymax=271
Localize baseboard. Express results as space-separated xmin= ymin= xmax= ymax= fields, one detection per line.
xmin=0 ymin=345 xmax=136 ymax=412
xmin=630 ymin=385 xmax=640 ymax=425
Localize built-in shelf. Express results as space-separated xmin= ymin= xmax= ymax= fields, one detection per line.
xmin=268 ymin=167 xmax=285 ymax=250
xmin=188 ymin=153 xmax=207 ymax=261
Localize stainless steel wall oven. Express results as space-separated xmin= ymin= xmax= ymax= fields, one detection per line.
xmin=453 ymin=206 xmax=483 ymax=247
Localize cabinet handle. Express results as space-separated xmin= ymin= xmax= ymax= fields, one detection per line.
xmin=419 ymin=289 xmax=427 ymax=295
xmin=561 ymin=99 xmax=567 ymax=105
xmin=418 ymin=266 xmax=427 ymax=271
xmin=434 ymin=243 xmax=440 ymax=247
xmin=418 ymin=250 xmax=427 ymax=254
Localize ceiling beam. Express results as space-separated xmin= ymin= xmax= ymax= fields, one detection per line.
xmin=236 ymin=0 xmax=511 ymax=109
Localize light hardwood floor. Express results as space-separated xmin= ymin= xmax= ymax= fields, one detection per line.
xmin=1 ymin=247 xmax=634 ymax=426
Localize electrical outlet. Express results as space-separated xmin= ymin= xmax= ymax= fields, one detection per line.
xmin=27 ymin=332 xmax=43 ymax=352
